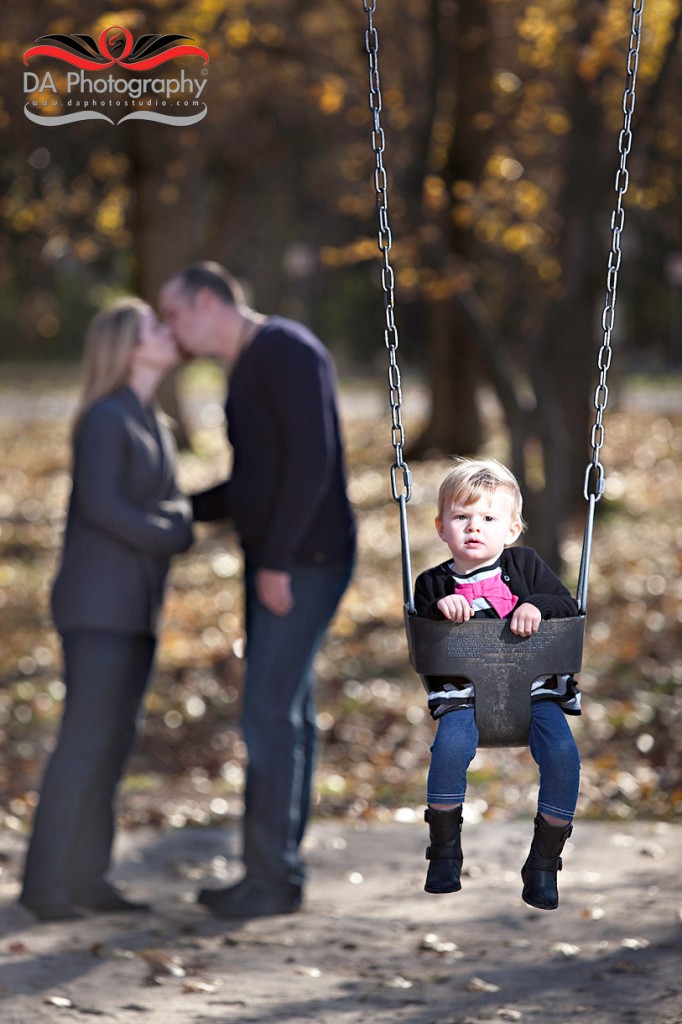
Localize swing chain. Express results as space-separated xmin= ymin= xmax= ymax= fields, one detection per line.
xmin=585 ymin=0 xmax=644 ymax=503
xmin=363 ymin=0 xmax=412 ymax=504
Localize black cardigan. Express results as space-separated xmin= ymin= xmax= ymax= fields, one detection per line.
xmin=414 ymin=546 xmax=579 ymax=621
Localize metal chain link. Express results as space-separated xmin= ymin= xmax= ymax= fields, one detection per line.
xmin=585 ymin=0 xmax=645 ymax=502
xmin=363 ymin=0 xmax=412 ymax=505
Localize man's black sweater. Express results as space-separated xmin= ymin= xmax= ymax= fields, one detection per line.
xmin=192 ymin=317 xmax=356 ymax=573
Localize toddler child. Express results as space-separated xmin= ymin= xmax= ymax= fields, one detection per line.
xmin=414 ymin=457 xmax=581 ymax=910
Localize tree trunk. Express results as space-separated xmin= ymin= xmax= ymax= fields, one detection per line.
xmin=126 ymin=122 xmax=208 ymax=447
xmin=409 ymin=298 xmax=484 ymax=458
xmin=535 ymin=3 xmax=612 ymax=541
xmin=410 ymin=0 xmax=495 ymax=456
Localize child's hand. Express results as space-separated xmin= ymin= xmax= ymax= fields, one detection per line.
xmin=437 ymin=594 xmax=473 ymax=622
xmin=510 ymin=602 xmax=542 ymax=636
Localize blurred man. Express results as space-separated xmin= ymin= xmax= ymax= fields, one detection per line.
xmin=160 ymin=263 xmax=356 ymax=919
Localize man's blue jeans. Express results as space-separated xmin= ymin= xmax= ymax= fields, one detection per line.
xmin=427 ymin=701 xmax=580 ymax=821
xmin=242 ymin=561 xmax=353 ymax=890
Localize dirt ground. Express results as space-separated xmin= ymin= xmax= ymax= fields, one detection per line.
xmin=0 ymin=817 xmax=680 ymax=1024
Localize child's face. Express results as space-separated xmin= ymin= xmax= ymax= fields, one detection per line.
xmin=436 ymin=488 xmax=522 ymax=573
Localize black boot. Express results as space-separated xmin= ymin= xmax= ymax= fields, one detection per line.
xmin=424 ymin=807 xmax=463 ymax=894
xmin=521 ymin=814 xmax=573 ymax=910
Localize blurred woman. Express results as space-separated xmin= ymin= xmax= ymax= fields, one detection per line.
xmin=20 ymin=298 xmax=193 ymax=921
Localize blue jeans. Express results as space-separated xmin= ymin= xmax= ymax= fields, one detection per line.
xmin=242 ymin=561 xmax=353 ymax=890
xmin=21 ymin=630 xmax=155 ymax=906
xmin=427 ymin=701 xmax=580 ymax=821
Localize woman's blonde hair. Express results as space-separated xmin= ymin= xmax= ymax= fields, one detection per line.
xmin=437 ymin=456 xmax=525 ymax=531
xmin=73 ymin=297 xmax=150 ymax=433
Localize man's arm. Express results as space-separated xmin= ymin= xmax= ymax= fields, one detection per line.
xmin=191 ymin=480 xmax=233 ymax=522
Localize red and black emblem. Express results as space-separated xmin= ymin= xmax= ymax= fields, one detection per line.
xmin=24 ymin=25 xmax=209 ymax=70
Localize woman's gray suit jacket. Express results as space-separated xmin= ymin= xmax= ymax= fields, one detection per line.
xmin=51 ymin=386 xmax=192 ymax=637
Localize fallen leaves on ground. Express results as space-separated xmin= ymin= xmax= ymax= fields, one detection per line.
xmin=0 ymin=372 xmax=680 ymax=835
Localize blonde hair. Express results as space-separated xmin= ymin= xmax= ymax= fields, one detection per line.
xmin=73 ymin=297 xmax=150 ymax=434
xmin=437 ymin=456 xmax=525 ymax=530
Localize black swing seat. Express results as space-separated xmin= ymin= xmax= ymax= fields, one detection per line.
xmin=405 ymin=613 xmax=586 ymax=748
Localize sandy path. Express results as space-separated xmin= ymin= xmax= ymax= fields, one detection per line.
xmin=0 ymin=818 xmax=679 ymax=1023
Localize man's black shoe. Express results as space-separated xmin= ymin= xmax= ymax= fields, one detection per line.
xmin=197 ymin=878 xmax=247 ymax=908
xmin=201 ymin=879 xmax=302 ymax=920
